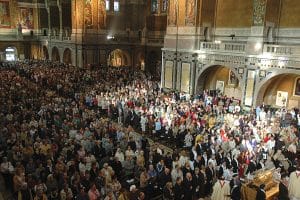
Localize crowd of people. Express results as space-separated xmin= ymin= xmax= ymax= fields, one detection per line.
xmin=0 ymin=60 xmax=299 ymax=200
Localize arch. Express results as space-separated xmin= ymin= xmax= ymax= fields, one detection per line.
xmin=195 ymin=65 xmax=243 ymax=99
xmin=42 ymin=46 xmax=49 ymax=60
xmin=195 ymin=64 xmax=243 ymax=92
xmin=147 ymin=50 xmax=158 ymax=74
xmin=63 ymin=48 xmax=72 ymax=64
xmin=135 ymin=50 xmax=145 ymax=70
xmin=4 ymin=46 xmax=18 ymax=61
xmin=254 ymin=70 xmax=300 ymax=108
xmin=51 ymin=46 xmax=60 ymax=62
xmin=107 ymin=49 xmax=131 ymax=67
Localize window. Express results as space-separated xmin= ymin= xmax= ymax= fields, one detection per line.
xmin=151 ymin=0 xmax=158 ymax=13
xmin=106 ymin=0 xmax=110 ymax=11
xmin=5 ymin=47 xmax=17 ymax=61
xmin=114 ymin=1 xmax=119 ymax=12
xmin=162 ymin=0 xmax=168 ymax=12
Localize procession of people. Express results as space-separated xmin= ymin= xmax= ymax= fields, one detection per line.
xmin=0 ymin=60 xmax=299 ymax=200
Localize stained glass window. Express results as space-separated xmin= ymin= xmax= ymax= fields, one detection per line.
xmin=114 ymin=1 xmax=119 ymax=12
xmin=151 ymin=0 xmax=158 ymax=13
xmin=105 ymin=0 xmax=110 ymax=10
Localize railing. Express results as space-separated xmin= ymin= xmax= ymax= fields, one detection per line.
xmin=224 ymin=43 xmax=245 ymax=52
xmin=63 ymin=36 xmax=71 ymax=41
xmin=264 ymin=44 xmax=293 ymax=55
xmin=200 ymin=42 xmax=246 ymax=53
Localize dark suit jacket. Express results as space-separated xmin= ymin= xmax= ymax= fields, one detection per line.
xmin=231 ymin=185 xmax=241 ymax=200
xmin=278 ymin=182 xmax=290 ymax=200
xmin=231 ymin=159 xmax=239 ymax=173
xmin=205 ymin=167 xmax=214 ymax=183
xmin=174 ymin=183 xmax=184 ymax=200
xmin=256 ymin=188 xmax=266 ymax=200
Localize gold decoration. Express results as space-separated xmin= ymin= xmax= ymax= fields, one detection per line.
xmin=185 ymin=0 xmax=195 ymax=26
xmin=168 ymin=0 xmax=177 ymax=26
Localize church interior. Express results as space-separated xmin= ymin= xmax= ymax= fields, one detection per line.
xmin=0 ymin=0 xmax=300 ymax=200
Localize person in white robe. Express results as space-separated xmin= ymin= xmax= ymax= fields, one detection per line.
xmin=289 ymin=166 xmax=300 ymax=200
xmin=211 ymin=177 xmax=231 ymax=200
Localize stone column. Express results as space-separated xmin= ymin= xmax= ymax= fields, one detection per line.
xmin=57 ymin=0 xmax=63 ymax=40
xmin=243 ymin=0 xmax=267 ymax=106
xmin=45 ymin=0 xmax=51 ymax=37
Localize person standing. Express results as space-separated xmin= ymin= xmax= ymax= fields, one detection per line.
xmin=256 ymin=184 xmax=266 ymax=200
xmin=174 ymin=177 xmax=184 ymax=200
xmin=211 ymin=175 xmax=231 ymax=200
xmin=289 ymin=164 xmax=300 ymax=200
xmin=230 ymin=174 xmax=241 ymax=200
xmin=140 ymin=114 xmax=147 ymax=134
xmin=205 ymin=161 xmax=215 ymax=196
xmin=278 ymin=174 xmax=290 ymax=200
xmin=183 ymin=172 xmax=193 ymax=200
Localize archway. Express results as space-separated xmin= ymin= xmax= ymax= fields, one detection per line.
xmin=256 ymin=73 xmax=300 ymax=109
xmin=196 ymin=65 xmax=242 ymax=99
xmin=108 ymin=49 xmax=131 ymax=67
xmin=5 ymin=47 xmax=18 ymax=61
xmin=63 ymin=48 xmax=72 ymax=64
xmin=147 ymin=51 xmax=158 ymax=75
xmin=51 ymin=46 xmax=60 ymax=62
xmin=42 ymin=46 xmax=49 ymax=60
xmin=136 ymin=51 xmax=145 ymax=70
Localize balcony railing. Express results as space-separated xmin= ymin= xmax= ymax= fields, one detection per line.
xmin=200 ymin=42 xmax=246 ymax=53
xmin=263 ymin=44 xmax=293 ymax=55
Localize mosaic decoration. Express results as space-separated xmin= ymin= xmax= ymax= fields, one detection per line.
xmin=20 ymin=8 xmax=34 ymax=29
xmin=185 ymin=0 xmax=195 ymax=26
xmin=294 ymin=77 xmax=300 ymax=96
xmin=99 ymin=0 xmax=106 ymax=28
xmin=228 ymin=70 xmax=239 ymax=86
xmin=85 ymin=0 xmax=93 ymax=28
xmin=253 ymin=0 xmax=266 ymax=26
xmin=0 ymin=1 xmax=10 ymax=28
xmin=168 ymin=0 xmax=176 ymax=26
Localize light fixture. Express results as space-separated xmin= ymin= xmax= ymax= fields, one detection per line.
xmin=198 ymin=54 xmax=206 ymax=60
xmin=214 ymin=40 xmax=221 ymax=44
xmin=107 ymin=35 xmax=114 ymax=40
xmin=255 ymin=42 xmax=262 ymax=51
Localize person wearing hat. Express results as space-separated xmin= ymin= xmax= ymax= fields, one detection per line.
xmin=211 ymin=174 xmax=231 ymax=200
xmin=256 ymin=184 xmax=266 ymax=200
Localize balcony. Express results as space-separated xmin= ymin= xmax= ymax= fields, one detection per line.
xmin=263 ymin=44 xmax=293 ymax=56
xmin=200 ymin=42 xmax=246 ymax=53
